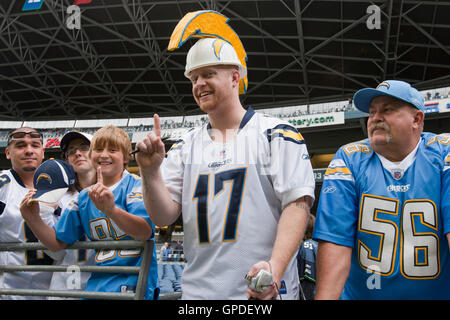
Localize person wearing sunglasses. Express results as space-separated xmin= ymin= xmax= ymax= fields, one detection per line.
xmin=5 ymin=128 xmax=44 ymax=178
xmin=0 ymin=127 xmax=60 ymax=299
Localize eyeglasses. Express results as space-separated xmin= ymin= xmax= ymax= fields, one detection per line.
xmin=7 ymin=131 xmax=43 ymax=145
xmin=66 ymin=144 xmax=90 ymax=157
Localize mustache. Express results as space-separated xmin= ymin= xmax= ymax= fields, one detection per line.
xmin=369 ymin=122 xmax=390 ymax=133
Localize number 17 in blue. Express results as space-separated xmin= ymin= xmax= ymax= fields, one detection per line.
xmin=193 ymin=168 xmax=247 ymax=244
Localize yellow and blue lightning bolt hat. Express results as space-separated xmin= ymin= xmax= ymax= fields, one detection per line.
xmin=168 ymin=10 xmax=248 ymax=94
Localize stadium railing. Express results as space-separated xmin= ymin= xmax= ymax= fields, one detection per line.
xmin=0 ymin=240 xmax=181 ymax=300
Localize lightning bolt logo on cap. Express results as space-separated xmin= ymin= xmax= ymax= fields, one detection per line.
xmin=36 ymin=173 xmax=52 ymax=185
xmin=376 ymin=82 xmax=390 ymax=90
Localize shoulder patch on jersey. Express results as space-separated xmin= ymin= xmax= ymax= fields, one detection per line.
xmin=426 ymin=133 xmax=450 ymax=147
xmin=0 ymin=174 xmax=11 ymax=189
xmin=324 ymin=159 xmax=354 ymax=182
xmin=266 ymin=124 xmax=305 ymax=145
xmin=169 ymin=139 xmax=185 ymax=152
xmin=166 ymin=139 xmax=185 ymax=158
xmin=127 ymin=186 xmax=143 ymax=203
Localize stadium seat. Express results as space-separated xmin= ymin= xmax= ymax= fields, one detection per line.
xmin=157 ymin=263 xmax=184 ymax=294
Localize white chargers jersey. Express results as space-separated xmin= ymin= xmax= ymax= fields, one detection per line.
xmin=48 ymin=191 xmax=95 ymax=299
xmin=162 ymin=108 xmax=315 ymax=299
xmin=0 ymin=169 xmax=60 ymax=300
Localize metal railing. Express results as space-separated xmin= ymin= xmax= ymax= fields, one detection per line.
xmin=0 ymin=240 xmax=159 ymax=300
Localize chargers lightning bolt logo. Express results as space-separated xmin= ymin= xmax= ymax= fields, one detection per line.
xmin=36 ymin=173 xmax=52 ymax=185
xmin=212 ymin=39 xmax=225 ymax=60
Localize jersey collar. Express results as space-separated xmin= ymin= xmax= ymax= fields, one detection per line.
xmin=10 ymin=169 xmax=26 ymax=188
xmin=239 ymin=107 xmax=255 ymax=130
xmin=206 ymin=107 xmax=255 ymax=132
xmin=376 ymin=139 xmax=420 ymax=180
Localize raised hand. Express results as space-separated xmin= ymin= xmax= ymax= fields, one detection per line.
xmin=88 ymin=166 xmax=116 ymax=216
xmin=134 ymin=114 xmax=166 ymax=174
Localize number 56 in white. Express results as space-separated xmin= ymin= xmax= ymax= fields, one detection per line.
xmin=358 ymin=195 xmax=440 ymax=279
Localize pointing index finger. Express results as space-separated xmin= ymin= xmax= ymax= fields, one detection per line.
xmin=154 ymin=114 xmax=161 ymax=138
xmin=97 ymin=166 xmax=103 ymax=185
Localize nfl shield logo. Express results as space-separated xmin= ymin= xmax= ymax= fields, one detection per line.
xmin=392 ymin=169 xmax=404 ymax=180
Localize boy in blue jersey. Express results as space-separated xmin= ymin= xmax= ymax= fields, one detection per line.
xmin=313 ymin=80 xmax=450 ymax=299
xmin=20 ymin=125 xmax=159 ymax=300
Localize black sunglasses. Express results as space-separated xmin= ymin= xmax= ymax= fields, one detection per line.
xmin=7 ymin=131 xmax=43 ymax=145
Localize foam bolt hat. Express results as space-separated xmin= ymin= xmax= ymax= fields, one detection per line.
xmin=32 ymin=159 xmax=76 ymax=204
xmin=168 ymin=10 xmax=248 ymax=94
xmin=353 ymin=80 xmax=425 ymax=113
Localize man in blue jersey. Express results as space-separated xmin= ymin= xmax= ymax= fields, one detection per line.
xmin=313 ymin=80 xmax=450 ymax=299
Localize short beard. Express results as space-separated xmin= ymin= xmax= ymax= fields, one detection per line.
xmin=22 ymin=166 xmax=37 ymax=172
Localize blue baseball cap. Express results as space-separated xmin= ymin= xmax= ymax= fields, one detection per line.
xmin=353 ymin=80 xmax=425 ymax=113
xmin=32 ymin=159 xmax=76 ymax=204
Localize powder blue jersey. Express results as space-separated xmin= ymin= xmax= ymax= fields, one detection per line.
xmin=313 ymin=132 xmax=450 ymax=299
xmin=54 ymin=171 xmax=159 ymax=300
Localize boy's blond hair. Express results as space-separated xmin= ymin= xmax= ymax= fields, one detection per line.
xmin=89 ymin=125 xmax=132 ymax=169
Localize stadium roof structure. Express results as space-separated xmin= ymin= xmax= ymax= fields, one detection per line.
xmin=0 ymin=0 xmax=449 ymax=121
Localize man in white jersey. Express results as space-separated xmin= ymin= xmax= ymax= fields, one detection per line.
xmin=0 ymin=127 xmax=59 ymax=299
xmin=136 ymin=37 xmax=315 ymax=299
